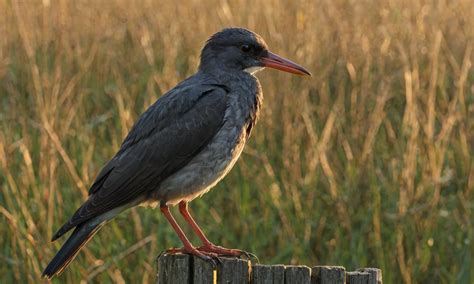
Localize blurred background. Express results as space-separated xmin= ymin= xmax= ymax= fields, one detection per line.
xmin=0 ymin=0 xmax=472 ymax=283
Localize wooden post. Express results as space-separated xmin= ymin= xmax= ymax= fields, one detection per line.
xmin=311 ymin=266 xmax=345 ymax=284
xmin=156 ymin=254 xmax=190 ymax=284
xmin=158 ymin=254 xmax=250 ymax=284
xmin=357 ymin=268 xmax=382 ymax=284
xmin=217 ymin=257 xmax=250 ymax=283
xmin=251 ymin=264 xmax=285 ymax=283
xmin=284 ymin=265 xmax=311 ymax=284
xmin=157 ymin=254 xmax=382 ymax=284
xmin=250 ymin=264 xmax=311 ymax=284
xmin=346 ymin=271 xmax=370 ymax=284
xmin=192 ymin=256 xmax=215 ymax=284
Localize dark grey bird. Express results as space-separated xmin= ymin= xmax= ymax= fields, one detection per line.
xmin=42 ymin=27 xmax=310 ymax=279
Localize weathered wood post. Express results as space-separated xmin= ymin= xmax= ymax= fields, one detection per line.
xmin=311 ymin=266 xmax=346 ymax=283
xmin=357 ymin=268 xmax=382 ymax=284
xmin=157 ymin=254 xmax=250 ymax=284
xmin=346 ymin=271 xmax=370 ymax=284
xmin=157 ymin=254 xmax=382 ymax=284
xmin=157 ymin=254 xmax=191 ymax=284
xmin=251 ymin=264 xmax=285 ymax=283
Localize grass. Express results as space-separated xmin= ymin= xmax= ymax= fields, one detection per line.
xmin=0 ymin=0 xmax=472 ymax=283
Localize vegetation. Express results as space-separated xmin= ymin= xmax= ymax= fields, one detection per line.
xmin=0 ymin=0 xmax=472 ymax=283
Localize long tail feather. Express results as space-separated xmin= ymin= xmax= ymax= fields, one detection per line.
xmin=42 ymin=222 xmax=104 ymax=279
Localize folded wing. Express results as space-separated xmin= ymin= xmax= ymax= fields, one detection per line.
xmin=52 ymin=83 xmax=228 ymax=240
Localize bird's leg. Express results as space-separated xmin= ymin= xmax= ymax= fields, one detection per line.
xmin=178 ymin=201 xmax=250 ymax=258
xmin=160 ymin=205 xmax=218 ymax=264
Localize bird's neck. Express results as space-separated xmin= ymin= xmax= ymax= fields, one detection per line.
xmin=197 ymin=66 xmax=258 ymax=85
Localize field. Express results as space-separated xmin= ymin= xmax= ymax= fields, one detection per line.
xmin=0 ymin=0 xmax=472 ymax=283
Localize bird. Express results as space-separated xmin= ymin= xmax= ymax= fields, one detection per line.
xmin=42 ymin=27 xmax=310 ymax=279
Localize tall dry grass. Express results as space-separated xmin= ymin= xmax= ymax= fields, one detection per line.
xmin=0 ymin=0 xmax=472 ymax=283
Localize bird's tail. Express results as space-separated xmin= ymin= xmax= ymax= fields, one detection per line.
xmin=42 ymin=222 xmax=104 ymax=279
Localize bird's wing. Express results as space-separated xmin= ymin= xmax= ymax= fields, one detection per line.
xmin=53 ymin=83 xmax=228 ymax=240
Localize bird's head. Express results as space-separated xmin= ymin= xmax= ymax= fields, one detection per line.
xmin=199 ymin=28 xmax=311 ymax=76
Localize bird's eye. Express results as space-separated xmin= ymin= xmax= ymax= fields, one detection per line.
xmin=240 ymin=44 xmax=251 ymax=53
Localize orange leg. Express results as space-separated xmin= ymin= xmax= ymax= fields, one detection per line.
xmin=178 ymin=201 xmax=249 ymax=257
xmin=160 ymin=205 xmax=216 ymax=262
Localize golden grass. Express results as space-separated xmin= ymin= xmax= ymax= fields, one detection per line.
xmin=0 ymin=0 xmax=472 ymax=283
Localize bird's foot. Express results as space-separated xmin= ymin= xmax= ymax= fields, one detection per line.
xmin=197 ymin=244 xmax=258 ymax=262
xmin=164 ymin=246 xmax=221 ymax=268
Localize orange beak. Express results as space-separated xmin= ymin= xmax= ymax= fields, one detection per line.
xmin=260 ymin=51 xmax=311 ymax=76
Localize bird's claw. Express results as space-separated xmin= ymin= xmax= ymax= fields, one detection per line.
xmin=232 ymin=249 xmax=259 ymax=263
xmin=193 ymin=252 xmax=221 ymax=269
xmin=197 ymin=244 xmax=258 ymax=262
xmin=239 ymin=251 xmax=259 ymax=263
xmin=158 ymin=245 xmax=258 ymax=268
